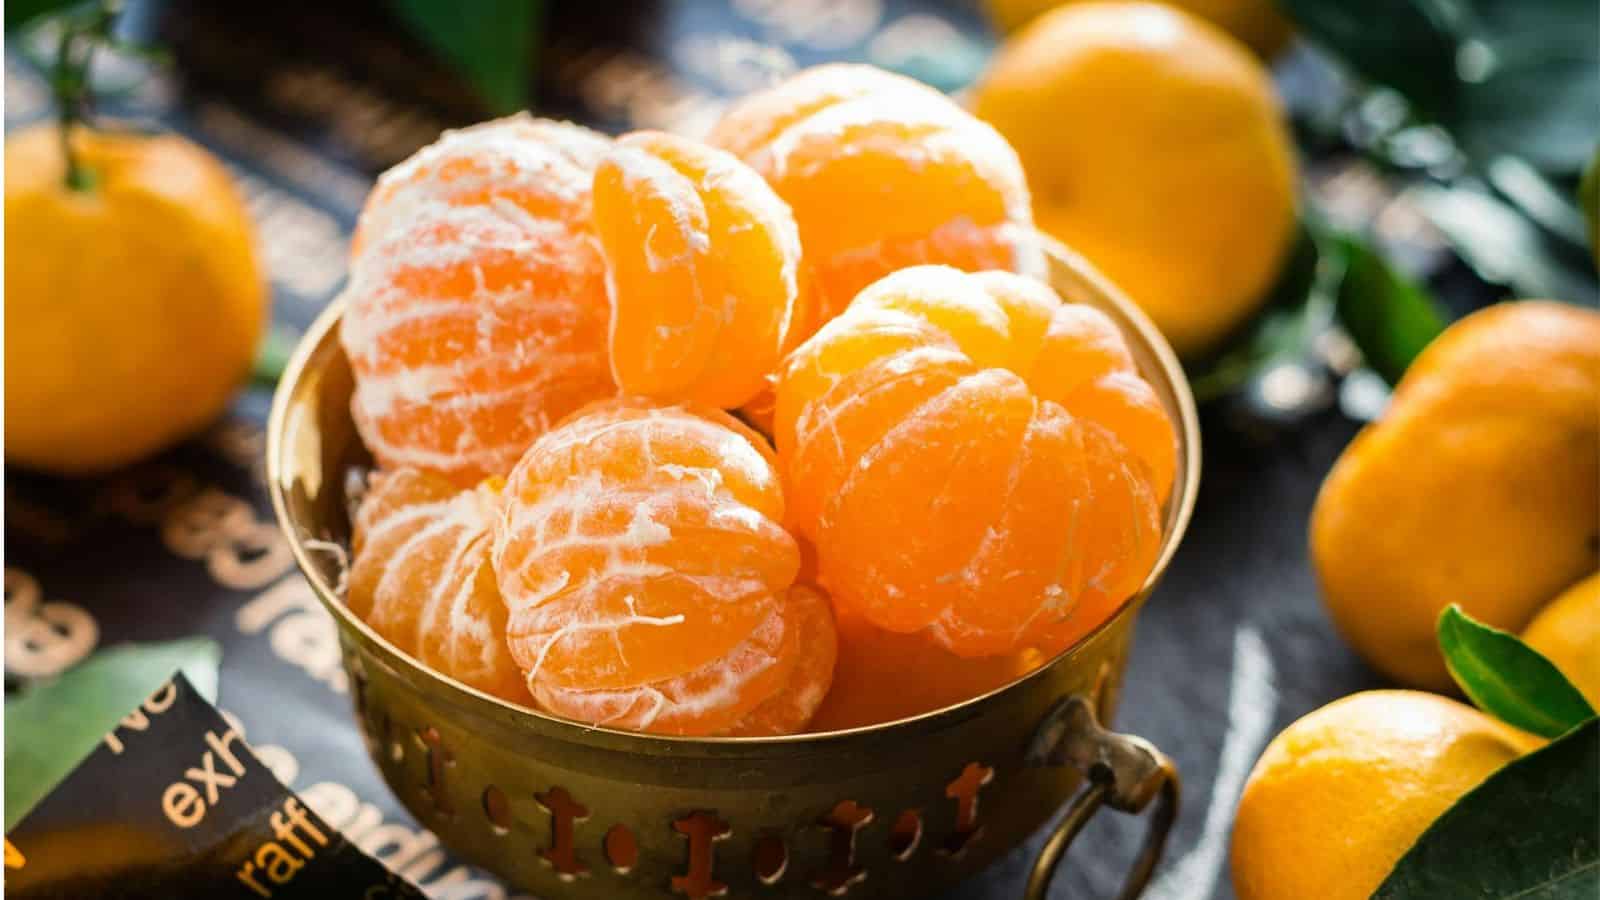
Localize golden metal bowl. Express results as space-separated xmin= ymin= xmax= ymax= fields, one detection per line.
xmin=267 ymin=240 xmax=1201 ymax=900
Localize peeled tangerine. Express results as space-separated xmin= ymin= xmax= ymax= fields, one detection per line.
xmin=777 ymin=266 xmax=1175 ymax=659
xmin=592 ymin=131 xmax=804 ymax=410
xmin=349 ymin=467 xmax=529 ymax=704
xmin=492 ymin=398 xmax=836 ymax=736
xmin=342 ymin=116 xmax=617 ymax=486
xmin=709 ymin=64 xmax=1044 ymax=428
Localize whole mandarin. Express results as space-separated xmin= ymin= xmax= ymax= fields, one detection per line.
xmin=592 ymin=131 xmax=804 ymax=409
xmin=1231 ymin=690 xmax=1541 ymax=900
xmin=492 ymin=398 xmax=814 ymax=735
xmin=349 ymin=467 xmax=529 ymax=704
xmin=974 ymin=2 xmax=1297 ymax=356
xmin=342 ymin=116 xmax=615 ymax=486
xmin=776 ymin=266 xmax=1174 ymax=658
xmin=1312 ymin=301 xmax=1600 ymax=689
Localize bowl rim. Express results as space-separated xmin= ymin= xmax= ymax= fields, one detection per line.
xmin=266 ymin=240 xmax=1201 ymax=751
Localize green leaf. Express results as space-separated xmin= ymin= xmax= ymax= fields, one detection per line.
xmin=4 ymin=638 xmax=221 ymax=830
xmin=1438 ymin=605 xmax=1596 ymax=739
xmin=1327 ymin=232 xmax=1449 ymax=384
xmin=1580 ymin=145 xmax=1600 ymax=258
xmin=389 ymin=0 xmax=542 ymax=114
xmin=1373 ymin=718 xmax=1599 ymax=899
xmin=4 ymin=0 xmax=78 ymax=30
xmin=251 ymin=324 xmax=301 ymax=388
xmin=1279 ymin=0 xmax=1600 ymax=174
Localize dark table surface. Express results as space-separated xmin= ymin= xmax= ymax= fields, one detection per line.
xmin=3 ymin=3 xmax=1465 ymax=898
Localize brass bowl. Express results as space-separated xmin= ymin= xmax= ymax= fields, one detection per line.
xmin=267 ymin=240 xmax=1201 ymax=900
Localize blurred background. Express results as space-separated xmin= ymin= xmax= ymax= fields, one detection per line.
xmin=5 ymin=2 xmax=1597 ymax=899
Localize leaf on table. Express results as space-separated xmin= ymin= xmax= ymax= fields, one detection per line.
xmin=4 ymin=638 xmax=222 ymax=831
xmin=1327 ymin=231 xmax=1449 ymax=384
xmin=389 ymin=0 xmax=542 ymax=114
xmin=1279 ymin=0 xmax=1600 ymax=175
xmin=1373 ymin=718 xmax=1599 ymax=899
xmin=1438 ymin=605 xmax=1595 ymax=739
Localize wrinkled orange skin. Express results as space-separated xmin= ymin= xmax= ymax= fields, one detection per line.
xmin=593 ymin=131 xmax=805 ymax=410
xmin=349 ymin=468 xmax=530 ymax=704
xmin=342 ymin=116 xmax=616 ymax=486
xmin=777 ymin=266 xmax=1174 ymax=658
xmin=493 ymin=398 xmax=823 ymax=735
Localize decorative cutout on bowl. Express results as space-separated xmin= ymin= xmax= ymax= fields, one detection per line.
xmin=536 ymin=787 xmax=590 ymax=880
xmin=604 ymin=824 xmax=639 ymax=874
xmin=812 ymin=800 xmax=873 ymax=895
xmin=671 ymin=811 xmax=731 ymax=899
xmin=888 ymin=809 xmax=923 ymax=862
xmin=752 ymin=833 xmax=788 ymax=885
xmin=941 ymin=763 xmax=994 ymax=858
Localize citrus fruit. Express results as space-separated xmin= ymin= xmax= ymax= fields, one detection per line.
xmin=348 ymin=467 xmax=529 ymax=704
xmin=1231 ymin=690 xmax=1542 ymax=900
xmin=592 ymin=130 xmax=805 ymax=409
xmin=341 ymin=115 xmax=616 ymax=486
xmin=973 ymin=1 xmax=1297 ymax=356
xmin=726 ymin=584 xmax=837 ymax=736
xmin=1312 ymin=301 xmax=1600 ymax=689
xmin=5 ymin=124 xmax=266 ymax=474
xmin=1522 ymin=573 xmax=1600 ymax=709
xmin=810 ymin=608 xmax=1046 ymax=730
xmin=492 ymin=398 xmax=815 ymax=735
xmin=707 ymin=63 xmax=1044 ymax=344
xmin=986 ymin=0 xmax=1294 ymax=59
xmin=775 ymin=266 xmax=1174 ymax=658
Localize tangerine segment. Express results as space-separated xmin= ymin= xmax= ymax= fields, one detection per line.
xmin=592 ymin=131 xmax=804 ymax=409
xmin=809 ymin=608 xmax=1045 ymax=731
xmin=349 ymin=468 xmax=529 ymax=704
xmin=708 ymin=64 xmax=1043 ymax=332
xmin=342 ymin=117 xmax=616 ymax=486
xmin=494 ymin=399 xmax=801 ymax=731
xmin=532 ymin=594 xmax=799 ymax=736
xmin=775 ymin=266 xmax=1173 ymax=657
xmin=725 ymin=585 xmax=839 ymax=736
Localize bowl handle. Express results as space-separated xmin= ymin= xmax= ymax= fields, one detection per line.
xmin=1021 ymin=695 xmax=1181 ymax=900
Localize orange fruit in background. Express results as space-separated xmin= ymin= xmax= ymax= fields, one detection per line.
xmin=5 ymin=124 xmax=266 ymax=474
xmin=341 ymin=115 xmax=616 ymax=486
xmin=492 ymin=398 xmax=822 ymax=735
xmin=708 ymin=63 xmax=1044 ymax=349
xmin=1313 ymin=301 xmax=1600 ymax=690
xmin=592 ymin=130 xmax=805 ymax=409
xmin=348 ymin=467 xmax=529 ymax=704
xmin=973 ymin=2 xmax=1297 ymax=357
xmin=1231 ymin=690 xmax=1542 ymax=900
xmin=986 ymin=0 xmax=1294 ymax=60
xmin=726 ymin=584 xmax=838 ymax=736
xmin=776 ymin=266 xmax=1173 ymax=658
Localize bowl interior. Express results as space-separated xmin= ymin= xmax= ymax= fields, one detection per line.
xmin=266 ymin=240 xmax=1201 ymax=748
